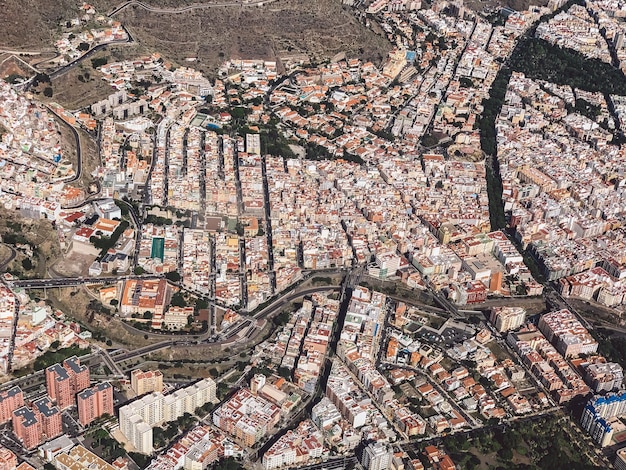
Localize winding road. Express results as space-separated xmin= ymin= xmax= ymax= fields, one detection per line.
xmin=108 ymin=0 xmax=280 ymax=17
xmin=0 ymin=244 xmax=17 ymax=271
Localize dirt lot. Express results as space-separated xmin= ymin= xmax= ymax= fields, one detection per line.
xmin=0 ymin=55 xmax=37 ymax=81
xmin=50 ymin=248 xmax=97 ymax=277
xmin=45 ymin=60 xmax=114 ymax=110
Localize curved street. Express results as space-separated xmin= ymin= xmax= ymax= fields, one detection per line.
xmin=0 ymin=244 xmax=17 ymax=272
xmin=108 ymin=0 xmax=281 ymax=17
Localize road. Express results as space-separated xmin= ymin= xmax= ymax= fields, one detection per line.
xmin=0 ymin=244 xmax=17 ymax=271
xmin=47 ymin=27 xmax=134 ymax=81
xmin=44 ymin=104 xmax=83 ymax=184
xmin=108 ymin=0 xmax=281 ymax=17
xmin=10 ymin=274 xmax=162 ymax=289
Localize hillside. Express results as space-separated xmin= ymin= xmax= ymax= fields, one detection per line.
xmin=105 ymin=0 xmax=391 ymax=73
xmin=0 ymin=0 xmax=79 ymax=49
xmin=0 ymin=0 xmax=391 ymax=73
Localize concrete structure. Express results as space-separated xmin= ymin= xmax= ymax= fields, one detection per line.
xmin=78 ymin=382 xmax=114 ymax=426
xmin=131 ymin=369 xmax=164 ymax=396
xmin=32 ymin=397 xmax=63 ymax=441
xmin=12 ymin=406 xmax=42 ymax=449
xmin=119 ymin=279 xmax=173 ymax=317
xmin=489 ymin=306 xmax=526 ymax=333
xmin=584 ymin=362 xmax=624 ymax=393
xmin=0 ymin=386 xmax=24 ymax=424
xmin=39 ymin=435 xmax=74 ymax=463
xmin=119 ymin=379 xmax=216 ymax=454
xmin=581 ymin=392 xmax=626 ymax=447
xmin=45 ymin=356 xmax=90 ymax=409
xmin=538 ymin=309 xmax=598 ymax=358
xmin=361 ymin=442 xmax=392 ymax=470
xmin=54 ymin=445 xmax=118 ymax=470
xmin=213 ymin=388 xmax=281 ymax=447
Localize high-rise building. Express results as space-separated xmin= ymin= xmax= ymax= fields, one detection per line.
xmin=0 ymin=446 xmax=17 ymax=470
xmin=32 ymin=396 xmax=63 ymax=441
xmin=130 ymin=369 xmax=164 ymax=396
xmin=581 ymin=392 xmax=626 ymax=447
xmin=0 ymin=386 xmax=24 ymax=424
xmin=120 ymin=378 xmax=217 ymax=454
xmin=489 ymin=307 xmax=526 ymax=332
xmin=77 ymin=382 xmax=114 ymax=427
xmin=119 ymin=392 xmax=163 ymax=454
xmin=12 ymin=407 xmax=42 ymax=449
xmin=361 ymin=442 xmax=392 ymax=470
xmin=250 ymin=374 xmax=266 ymax=395
xmin=45 ymin=356 xmax=90 ymax=409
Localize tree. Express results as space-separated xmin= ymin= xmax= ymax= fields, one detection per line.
xmin=43 ymin=87 xmax=53 ymax=98
xmin=165 ymin=271 xmax=181 ymax=282
xmin=78 ymin=42 xmax=90 ymax=51
xmin=171 ymin=292 xmax=186 ymax=308
xmin=134 ymin=266 xmax=146 ymax=275
xmin=143 ymin=311 xmax=153 ymax=320
xmin=91 ymin=57 xmax=108 ymax=69
xmin=21 ymin=258 xmax=33 ymax=270
xmin=278 ymin=366 xmax=291 ymax=379
xmin=50 ymin=340 xmax=60 ymax=350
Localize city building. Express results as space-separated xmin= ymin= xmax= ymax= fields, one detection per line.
xmin=583 ymin=362 xmax=624 ymax=393
xmin=45 ymin=356 xmax=90 ymax=409
xmin=131 ymin=369 xmax=164 ymax=396
xmin=0 ymin=446 xmax=17 ymax=470
xmin=119 ymin=392 xmax=163 ymax=454
xmin=54 ymin=445 xmax=118 ymax=470
xmin=0 ymin=386 xmax=24 ymax=424
xmin=489 ymin=306 xmax=526 ymax=332
xmin=119 ymin=279 xmax=174 ymax=317
xmin=581 ymin=392 xmax=626 ymax=447
xmin=12 ymin=406 xmax=42 ymax=449
xmin=538 ymin=309 xmax=598 ymax=358
xmin=32 ymin=396 xmax=63 ymax=441
xmin=77 ymin=382 xmax=114 ymax=427
xmin=361 ymin=442 xmax=392 ymax=470
xmin=261 ymin=420 xmax=324 ymax=470
xmin=39 ymin=435 xmax=74 ymax=462
xmin=119 ymin=378 xmax=216 ymax=454
xmin=213 ymin=388 xmax=281 ymax=447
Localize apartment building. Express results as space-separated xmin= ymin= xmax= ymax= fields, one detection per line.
xmin=32 ymin=397 xmax=63 ymax=441
xmin=119 ymin=378 xmax=216 ymax=454
xmin=130 ymin=369 xmax=164 ymax=396
xmin=489 ymin=306 xmax=526 ymax=333
xmin=78 ymin=382 xmax=114 ymax=427
xmin=12 ymin=407 xmax=42 ymax=449
xmin=361 ymin=442 xmax=392 ymax=470
xmin=538 ymin=309 xmax=598 ymax=358
xmin=45 ymin=356 xmax=90 ymax=409
xmin=0 ymin=386 xmax=24 ymax=424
